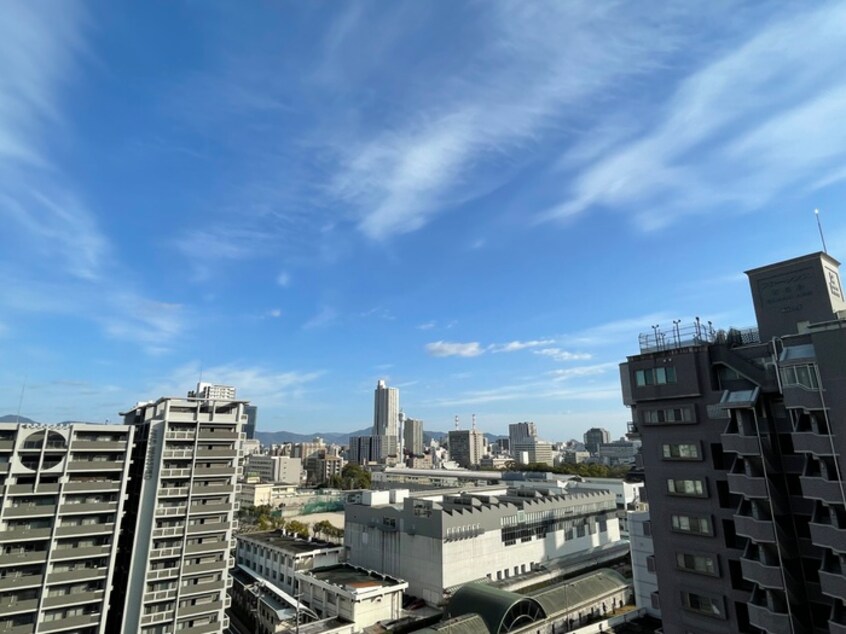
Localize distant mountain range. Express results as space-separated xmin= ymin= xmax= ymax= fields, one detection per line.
xmin=1 ymin=415 xmax=505 ymax=446
xmin=255 ymin=428 xmax=505 ymax=446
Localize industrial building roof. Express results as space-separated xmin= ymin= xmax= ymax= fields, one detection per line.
xmin=305 ymin=564 xmax=405 ymax=591
xmin=447 ymin=584 xmax=546 ymax=634
xmin=240 ymin=531 xmax=339 ymax=553
xmin=415 ymin=614 xmax=490 ymax=634
xmin=530 ymin=568 xmax=629 ymax=617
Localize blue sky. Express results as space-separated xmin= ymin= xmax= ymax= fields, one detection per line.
xmin=3 ymin=2 xmax=846 ymax=440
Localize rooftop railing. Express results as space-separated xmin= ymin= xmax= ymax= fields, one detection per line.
xmin=638 ymin=319 xmax=760 ymax=353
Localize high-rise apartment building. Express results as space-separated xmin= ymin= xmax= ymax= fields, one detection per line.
xmin=112 ymin=385 xmax=245 ymax=634
xmin=373 ymin=380 xmax=399 ymax=440
xmin=403 ymin=418 xmax=424 ymax=456
xmin=583 ymin=427 xmax=610 ymax=454
xmin=508 ymin=421 xmax=537 ymax=452
xmin=448 ymin=429 xmax=484 ymax=468
xmin=622 ymin=252 xmax=846 ymax=634
xmin=0 ymin=423 xmax=134 ymax=634
xmin=243 ymin=405 xmax=257 ymax=440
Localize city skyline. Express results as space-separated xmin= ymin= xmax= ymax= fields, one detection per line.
xmin=4 ymin=3 xmax=846 ymax=439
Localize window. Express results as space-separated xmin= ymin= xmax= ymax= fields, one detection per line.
xmin=662 ymin=444 xmax=700 ymax=460
xmin=667 ymin=479 xmax=706 ymax=497
xmin=635 ymin=367 xmax=677 ymax=386
xmin=642 ymin=406 xmax=693 ymax=424
xmin=646 ymin=555 xmax=656 ymax=573
xmin=781 ymin=365 xmax=819 ymax=390
xmin=681 ymin=591 xmax=724 ymax=618
xmin=671 ymin=514 xmax=712 ymax=536
xmin=676 ymin=552 xmax=717 ymax=576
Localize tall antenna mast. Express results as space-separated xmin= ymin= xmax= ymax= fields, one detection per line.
xmin=454 ymin=415 xmax=459 ymax=430
xmin=815 ymin=208 xmax=828 ymax=254
xmin=472 ymin=414 xmax=477 ymax=431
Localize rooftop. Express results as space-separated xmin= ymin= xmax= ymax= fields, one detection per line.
xmin=305 ymin=564 xmax=406 ymax=591
xmin=239 ymin=531 xmax=340 ymax=554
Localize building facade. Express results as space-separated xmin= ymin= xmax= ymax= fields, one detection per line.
xmin=512 ymin=439 xmax=554 ymax=466
xmin=583 ymin=428 xmax=610 ymax=455
xmin=345 ymin=485 xmax=622 ymax=605
xmin=245 ymin=455 xmax=302 ymax=484
xmin=373 ymin=380 xmax=399 ymax=440
xmin=508 ymin=422 xmax=537 ymax=453
xmin=114 ymin=387 xmax=245 ymax=634
xmin=448 ymin=429 xmax=484 ymax=468
xmin=404 ymin=418 xmax=424 ymax=456
xmin=621 ymin=252 xmax=846 ymax=633
xmin=0 ymin=423 xmax=134 ymax=634
xmin=627 ymin=509 xmax=661 ymax=619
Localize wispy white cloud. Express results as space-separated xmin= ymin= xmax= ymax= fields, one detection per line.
xmin=491 ymin=340 xmax=555 ymax=353
xmin=276 ymin=271 xmax=291 ymax=287
xmin=303 ymin=306 xmax=338 ymax=330
xmin=417 ymin=321 xmax=437 ymax=331
xmin=534 ymin=348 xmax=593 ymax=362
xmin=425 ymin=341 xmax=485 ymax=358
xmin=541 ymin=3 xmax=846 ymax=229
xmin=150 ymin=362 xmax=323 ymax=407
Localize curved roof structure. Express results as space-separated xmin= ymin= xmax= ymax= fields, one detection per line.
xmin=447 ymin=584 xmax=546 ymax=634
xmin=530 ymin=568 xmax=629 ymax=617
xmin=415 ymin=614 xmax=491 ymax=634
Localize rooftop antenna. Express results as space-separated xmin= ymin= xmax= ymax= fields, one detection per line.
xmin=472 ymin=414 xmax=477 ymax=431
xmin=454 ymin=415 xmax=460 ymax=430
xmin=815 ymin=208 xmax=828 ymax=254
xmin=15 ymin=376 xmax=27 ymax=425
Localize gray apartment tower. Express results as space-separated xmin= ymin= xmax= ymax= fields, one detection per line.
xmin=622 ymin=252 xmax=846 ymax=634
xmin=583 ymin=427 xmax=611 ymax=454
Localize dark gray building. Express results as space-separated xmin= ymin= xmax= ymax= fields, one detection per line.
xmin=621 ymin=252 xmax=846 ymax=634
xmin=583 ymin=427 xmax=611 ymax=454
xmin=244 ymin=405 xmax=257 ymax=440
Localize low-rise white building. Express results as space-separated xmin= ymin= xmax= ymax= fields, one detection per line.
xmin=628 ymin=509 xmax=660 ymax=619
xmin=245 ymin=454 xmax=303 ymax=483
xmin=345 ymin=483 xmax=623 ymax=606
xmin=238 ymin=481 xmax=300 ymax=508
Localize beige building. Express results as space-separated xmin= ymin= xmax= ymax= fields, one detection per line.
xmin=447 ymin=429 xmax=484 ymax=468
xmin=0 ymin=423 xmax=134 ymax=634
xmin=238 ymin=481 xmax=298 ymax=508
xmin=245 ymin=454 xmax=302 ymax=483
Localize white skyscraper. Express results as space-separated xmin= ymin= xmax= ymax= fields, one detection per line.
xmin=373 ymin=380 xmax=399 ymax=438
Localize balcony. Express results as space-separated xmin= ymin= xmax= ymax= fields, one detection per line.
xmin=178 ymin=600 xmax=223 ymax=618
xmin=0 ymin=440 xmax=14 ymax=451
xmin=196 ymin=448 xmax=237 ymax=459
xmin=46 ymin=568 xmax=106 ymax=584
xmin=0 ymin=574 xmax=42 ymax=591
xmin=184 ymin=622 xmax=225 ymax=634
xmin=0 ymin=623 xmax=37 ymax=634
xmin=155 ymin=506 xmax=188 ymax=518
xmin=150 ymin=546 xmax=182 ymax=560
xmin=0 ymin=597 xmax=39 ymax=614
xmin=800 ymin=476 xmax=844 ymax=503
xmin=181 ymin=560 xmax=226 ymax=576
xmin=187 ymin=522 xmax=229 ymax=535
xmin=192 ymin=466 xmax=234 ymax=477
xmin=720 ymin=433 xmax=760 ymax=456
xmin=140 ymin=610 xmax=175 ymax=627
xmin=791 ymin=432 xmax=835 ymax=456
xmin=71 ymin=440 xmax=126 ymax=451
xmin=55 ymin=523 xmax=115 ymax=538
xmin=782 ymin=385 xmax=824 ymax=410
xmin=191 ymin=485 xmax=233 ymax=496
xmin=158 ymin=487 xmax=189 ymax=498
xmin=189 ymin=503 xmax=232 ymax=515
xmin=748 ymin=603 xmax=791 ymax=633
xmin=180 ymin=580 xmax=223 ymax=596
xmin=59 ymin=502 xmax=117 ymax=515
xmin=39 ymin=613 xmax=102 ymax=632
xmin=184 ymin=541 xmax=225 ymax=556
xmin=144 ymin=589 xmax=177 ymax=603
xmin=66 ymin=461 xmax=124 ymax=472
xmin=152 ymin=526 xmax=185 ymax=539
xmin=51 ymin=545 xmax=112 ymax=560
xmin=4 ymin=505 xmax=57 ymax=518
xmin=821 ymin=570 xmax=846 ymax=601
xmin=63 ymin=481 xmax=121 ymax=493
xmin=160 ymin=468 xmax=191 ymax=478
xmin=0 ymin=551 xmax=48 ymax=565
xmin=727 ymin=473 xmax=768 ymax=499
xmin=741 ymin=557 xmax=783 ymax=589
xmin=0 ymin=527 xmax=52 ymax=542
xmin=146 ymin=568 xmax=180 ymax=582
xmin=810 ymin=522 xmax=846 ymax=553
xmin=42 ymin=590 xmax=104 ymax=609
xmin=734 ymin=515 xmax=775 ymax=543
xmin=5 ymin=484 xmax=60 ymax=495
xmin=197 ymin=431 xmax=238 ymax=441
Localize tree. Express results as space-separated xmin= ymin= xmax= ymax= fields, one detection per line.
xmin=287 ymin=520 xmax=310 ymax=539
xmin=339 ymin=464 xmax=371 ymax=490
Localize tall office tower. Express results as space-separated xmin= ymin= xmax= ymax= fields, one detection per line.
xmin=403 ymin=418 xmax=424 ymax=455
xmin=243 ymin=405 xmax=257 ymax=440
xmin=512 ymin=438 xmax=554 ymax=466
xmin=373 ymin=380 xmax=399 ymax=440
xmin=0 ymin=423 xmax=134 ymax=634
xmin=621 ymin=252 xmax=846 ymax=634
xmin=508 ymin=421 xmax=537 ymax=452
xmin=448 ymin=428 xmax=484 ymax=468
xmin=348 ymin=436 xmax=373 ymax=465
xmin=111 ymin=385 xmax=245 ymax=634
xmin=583 ymin=427 xmax=610 ymax=454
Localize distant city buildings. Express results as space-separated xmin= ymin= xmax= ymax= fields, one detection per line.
xmin=508 ymin=421 xmax=538 ymax=450
xmin=583 ymin=427 xmax=611 ymax=454
xmin=244 ymin=454 xmax=302 ymax=483
xmin=448 ymin=427 xmax=485 ymax=468
xmin=403 ymin=417 xmax=424 ymax=455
